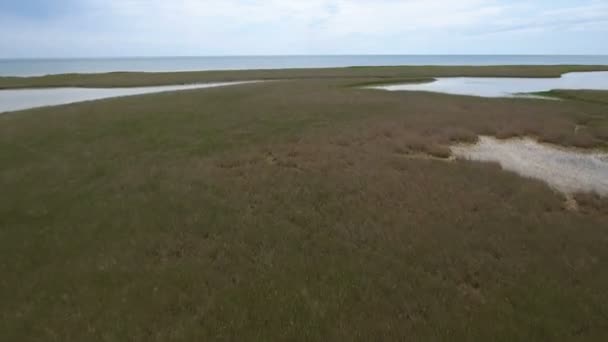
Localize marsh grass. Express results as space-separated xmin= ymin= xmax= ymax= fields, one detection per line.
xmin=1 ymin=68 xmax=608 ymax=341
xmin=2 ymin=65 xmax=608 ymax=89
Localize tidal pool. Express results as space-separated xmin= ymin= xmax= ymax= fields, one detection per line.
xmin=371 ymin=71 xmax=608 ymax=98
xmin=0 ymin=81 xmax=256 ymax=113
xmin=451 ymin=136 xmax=608 ymax=196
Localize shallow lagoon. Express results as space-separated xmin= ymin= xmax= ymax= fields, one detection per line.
xmin=0 ymin=81 xmax=254 ymax=113
xmin=372 ymin=71 xmax=608 ymax=98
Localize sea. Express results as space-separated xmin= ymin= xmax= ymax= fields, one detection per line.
xmin=1 ymin=55 xmax=608 ymax=77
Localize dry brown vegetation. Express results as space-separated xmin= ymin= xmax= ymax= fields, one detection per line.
xmin=1 ymin=68 xmax=608 ymax=341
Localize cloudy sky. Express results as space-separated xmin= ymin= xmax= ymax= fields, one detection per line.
xmin=1 ymin=0 xmax=607 ymax=58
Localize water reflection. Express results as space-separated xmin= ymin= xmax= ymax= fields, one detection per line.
xmin=0 ymin=82 xmax=255 ymax=113
xmin=372 ymin=72 xmax=608 ymax=98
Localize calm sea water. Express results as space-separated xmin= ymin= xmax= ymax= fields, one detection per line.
xmin=1 ymin=55 xmax=608 ymax=77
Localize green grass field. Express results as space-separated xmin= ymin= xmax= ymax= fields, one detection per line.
xmin=1 ymin=66 xmax=608 ymax=341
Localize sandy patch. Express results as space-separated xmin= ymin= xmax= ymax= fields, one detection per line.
xmin=451 ymin=136 xmax=608 ymax=196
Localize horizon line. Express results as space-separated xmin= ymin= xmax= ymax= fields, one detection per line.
xmin=2 ymin=54 xmax=608 ymax=60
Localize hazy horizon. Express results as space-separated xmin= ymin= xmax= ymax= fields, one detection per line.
xmin=3 ymin=53 xmax=608 ymax=61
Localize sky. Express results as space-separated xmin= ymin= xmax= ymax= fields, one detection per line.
xmin=0 ymin=0 xmax=607 ymax=58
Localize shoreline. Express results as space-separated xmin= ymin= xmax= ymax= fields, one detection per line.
xmin=3 ymin=54 xmax=608 ymax=78
xmin=2 ymin=65 xmax=608 ymax=90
